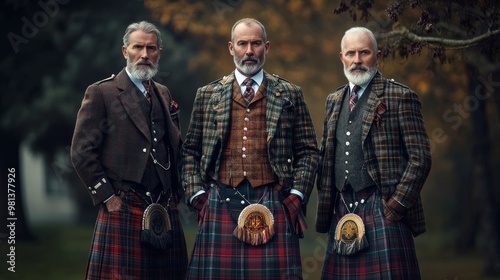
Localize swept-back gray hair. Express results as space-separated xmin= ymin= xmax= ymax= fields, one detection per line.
xmin=230 ymin=18 xmax=267 ymax=42
xmin=341 ymin=27 xmax=378 ymax=52
xmin=123 ymin=21 xmax=162 ymax=47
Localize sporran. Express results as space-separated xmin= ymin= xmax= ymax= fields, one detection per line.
xmin=141 ymin=202 xmax=173 ymax=250
xmin=332 ymin=213 xmax=368 ymax=256
xmin=233 ymin=203 xmax=275 ymax=246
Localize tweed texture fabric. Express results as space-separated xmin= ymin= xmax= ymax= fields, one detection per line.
xmin=181 ymin=71 xmax=318 ymax=204
xmin=218 ymin=80 xmax=276 ymax=187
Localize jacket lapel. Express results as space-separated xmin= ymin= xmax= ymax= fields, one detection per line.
xmin=361 ymin=71 xmax=384 ymax=144
xmin=264 ymin=72 xmax=284 ymax=141
xmin=213 ymin=73 xmax=234 ymax=140
xmin=116 ymin=69 xmax=151 ymax=143
xmin=152 ymin=81 xmax=181 ymax=151
xmin=327 ymin=85 xmax=348 ymax=140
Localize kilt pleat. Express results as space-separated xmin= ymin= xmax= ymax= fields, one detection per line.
xmin=321 ymin=189 xmax=421 ymax=280
xmin=86 ymin=190 xmax=188 ymax=280
xmin=186 ymin=183 xmax=303 ymax=280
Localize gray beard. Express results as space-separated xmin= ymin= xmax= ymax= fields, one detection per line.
xmin=127 ymin=59 xmax=159 ymax=80
xmin=344 ymin=66 xmax=377 ymax=85
xmin=233 ymin=55 xmax=265 ymax=76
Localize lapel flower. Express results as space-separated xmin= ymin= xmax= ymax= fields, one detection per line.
xmin=374 ymin=101 xmax=387 ymax=127
xmin=169 ymin=100 xmax=179 ymax=114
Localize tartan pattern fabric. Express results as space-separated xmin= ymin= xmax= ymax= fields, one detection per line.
xmin=349 ymin=85 xmax=360 ymax=111
xmin=243 ymin=78 xmax=255 ymax=103
xmin=181 ymin=71 xmax=318 ymax=204
xmin=321 ymin=189 xmax=421 ymax=279
xmin=86 ymin=190 xmax=188 ymax=280
xmin=186 ymin=183 xmax=303 ymax=279
xmin=316 ymin=71 xmax=432 ymax=236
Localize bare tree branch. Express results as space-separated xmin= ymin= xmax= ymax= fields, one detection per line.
xmin=378 ymin=26 xmax=500 ymax=49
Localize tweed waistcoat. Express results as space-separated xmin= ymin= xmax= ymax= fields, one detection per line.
xmin=334 ymin=87 xmax=375 ymax=192
xmin=138 ymin=86 xmax=172 ymax=192
xmin=218 ymin=79 xmax=277 ymax=187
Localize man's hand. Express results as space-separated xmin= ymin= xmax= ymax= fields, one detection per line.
xmin=382 ymin=198 xmax=405 ymax=221
xmin=283 ymin=193 xmax=309 ymax=236
xmin=190 ymin=193 xmax=208 ymax=212
xmin=105 ymin=195 xmax=122 ymax=213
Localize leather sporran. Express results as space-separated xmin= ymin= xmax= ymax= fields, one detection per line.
xmin=233 ymin=204 xmax=275 ymax=246
xmin=332 ymin=213 xmax=369 ymax=256
xmin=141 ymin=203 xmax=173 ymax=250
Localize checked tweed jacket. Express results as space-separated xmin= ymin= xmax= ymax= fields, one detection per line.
xmin=181 ymin=71 xmax=319 ymax=204
xmin=315 ymin=71 xmax=432 ymax=236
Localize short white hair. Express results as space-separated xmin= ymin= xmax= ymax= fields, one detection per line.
xmin=341 ymin=27 xmax=378 ymax=52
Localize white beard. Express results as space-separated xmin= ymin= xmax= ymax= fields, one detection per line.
xmin=127 ymin=59 xmax=159 ymax=80
xmin=343 ymin=64 xmax=377 ymax=85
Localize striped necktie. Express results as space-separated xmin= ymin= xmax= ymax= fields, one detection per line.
xmin=243 ymin=78 xmax=255 ymax=103
xmin=350 ymin=85 xmax=360 ymax=111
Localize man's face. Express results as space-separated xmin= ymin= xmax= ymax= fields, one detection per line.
xmin=339 ymin=32 xmax=381 ymax=85
xmin=122 ymin=30 xmax=162 ymax=80
xmin=228 ymin=23 xmax=270 ymax=77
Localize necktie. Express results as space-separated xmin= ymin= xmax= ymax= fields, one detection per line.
xmin=350 ymin=85 xmax=360 ymax=111
xmin=242 ymin=78 xmax=255 ymax=103
xmin=142 ymin=80 xmax=152 ymax=103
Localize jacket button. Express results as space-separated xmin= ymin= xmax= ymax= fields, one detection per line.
xmin=143 ymin=148 xmax=147 ymax=153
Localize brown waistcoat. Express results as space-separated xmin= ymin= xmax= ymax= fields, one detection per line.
xmin=218 ymin=79 xmax=277 ymax=187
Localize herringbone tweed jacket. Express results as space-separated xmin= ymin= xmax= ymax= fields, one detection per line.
xmin=315 ymin=71 xmax=432 ymax=236
xmin=181 ymin=71 xmax=319 ymax=204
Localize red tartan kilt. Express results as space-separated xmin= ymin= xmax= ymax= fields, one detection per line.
xmin=186 ymin=183 xmax=303 ymax=280
xmin=86 ymin=190 xmax=188 ymax=280
xmin=321 ymin=188 xmax=421 ymax=280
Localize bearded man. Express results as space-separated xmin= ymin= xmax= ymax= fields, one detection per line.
xmin=181 ymin=18 xmax=318 ymax=279
xmin=315 ymin=26 xmax=432 ymax=280
xmin=71 ymin=21 xmax=188 ymax=280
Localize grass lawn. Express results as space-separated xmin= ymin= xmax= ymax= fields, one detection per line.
xmin=0 ymin=224 xmax=496 ymax=279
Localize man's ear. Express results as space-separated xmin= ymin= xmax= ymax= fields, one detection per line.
xmin=228 ymin=41 xmax=234 ymax=56
xmin=122 ymin=45 xmax=128 ymax=59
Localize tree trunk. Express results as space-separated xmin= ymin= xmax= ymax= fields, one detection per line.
xmin=468 ymin=65 xmax=500 ymax=276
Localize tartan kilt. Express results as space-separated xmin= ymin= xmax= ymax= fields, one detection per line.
xmin=321 ymin=188 xmax=421 ymax=280
xmin=86 ymin=189 xmax=188 ymax=280
xmin=186 ymin=182 xmax=303 ymax=279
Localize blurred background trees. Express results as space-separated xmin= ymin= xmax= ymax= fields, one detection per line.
xmin=1 ymin=0 xmax=499 ymax=278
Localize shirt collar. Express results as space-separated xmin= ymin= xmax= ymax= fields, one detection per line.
xmin=125 ymin=67 xmax=147 ymax=92
xmin=348 ymin=73 xmax=375 ymax=98
xmin=235 ymin=69 xmax=264 ymax=86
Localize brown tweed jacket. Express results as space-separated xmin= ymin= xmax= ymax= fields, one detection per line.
xmin=71 ymin=68 xmax=183 ymax=205
xmin=315 ymin=71 xmax=432 ymax=236
xmin=181 ymin=71 xmax=319 ymax=204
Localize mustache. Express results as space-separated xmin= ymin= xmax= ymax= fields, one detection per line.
xmin=242 ymin=57 xmax=258 ymax=63
xmin=135 ymin=59 xmax=153 ymax=66
xmin=349 ymin=65 xmax=369 ymax=72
